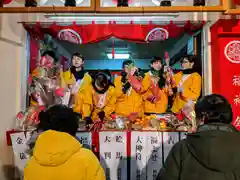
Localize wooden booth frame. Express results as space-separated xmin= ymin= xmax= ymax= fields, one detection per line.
xmin=95 ymin=0 xmax=229 ymax=13
xmin=0 ymin=0 xmax=235 ymax=13
xmin=0 ymin=0 xmax=96 ymax=13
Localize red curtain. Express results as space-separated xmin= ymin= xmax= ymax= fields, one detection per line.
xmin=24 ymin=22 xmax=204 ymax=44
xmin=30 ymin=36 xmax=39 ymax=72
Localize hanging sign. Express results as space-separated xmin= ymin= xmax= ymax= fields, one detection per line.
xmin=219 ymin=38 xmax=240 ymax=130
xmin=99 ymin=131 xmax=127 ymax=180
xmin=162 ymin=132 xmax=180 ymax=161
xmin=58 ymin=29 xmax=82 ymax=44
xmin=11 ymin=132 xmax=31 ymax=179
xmin=76 ymin=132 xmax=92 ymax=149
xmin=130 ymin=132 xmax=163 ymax=180
xmin=145 ymin=28 xmax=169 ymax=42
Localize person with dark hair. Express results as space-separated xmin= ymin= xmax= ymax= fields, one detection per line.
xmin=78 ymin=71 xmax=116 ymax=121
xmin=171 ymin=55 xmax=202 ymax=114
xmin=24 ymin=105 xmax=105 ymax=180
xmin=61 ymin=53 xmax=92 ymax=111
xmin=157 ymin=94 xmax=240 ymax=180
xmin=142 ymin=57 xmax=168 ymax=114
xmin=114 ymin=60 xmax=144 ymax=117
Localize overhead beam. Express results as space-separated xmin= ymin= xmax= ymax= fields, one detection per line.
xmin=95 ymin=6 xmax=224 ymax=13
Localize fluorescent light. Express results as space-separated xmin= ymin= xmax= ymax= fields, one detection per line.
xmin=45 ymin=14 xmax=179 ymax=22
xmin=152 ymin=0 xmax=161 ymax=6
xmin=107 ymin=53 xmax=130 ymax=59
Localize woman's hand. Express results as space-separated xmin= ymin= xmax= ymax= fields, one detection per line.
xmin=127 ymin=66 xmax=137 ymax=76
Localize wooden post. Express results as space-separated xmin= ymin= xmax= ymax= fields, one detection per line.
xmin=221 ymin=0 xmax=235 ymax=10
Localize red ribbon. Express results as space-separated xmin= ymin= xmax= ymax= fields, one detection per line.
xmin=112 ymin=39 xmax=115 ymax=59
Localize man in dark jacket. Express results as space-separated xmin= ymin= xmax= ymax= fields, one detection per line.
xmin=157 ymin=94 xmax=240 ymax=180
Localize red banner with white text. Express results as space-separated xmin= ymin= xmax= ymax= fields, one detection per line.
xmin=218 ymin=38 xmax=240 ymax=129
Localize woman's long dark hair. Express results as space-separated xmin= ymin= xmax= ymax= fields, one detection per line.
xmin=180 ymin=55 xmax=202 ymax=75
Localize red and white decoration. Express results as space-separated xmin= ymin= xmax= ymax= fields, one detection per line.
xmin=24 ymin=21 xmax=205 ymax=44
xmin=211 ymin=19 xmax=240 ymax=130
xmin=145 ymin=27 xmax=169 ymax=42
xmin=58 ymin=29 xmax=82 ymax=44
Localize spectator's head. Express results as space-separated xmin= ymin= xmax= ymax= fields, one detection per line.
xmin=71 ymin=52 xmax=84 ymax=68
xmin=150 ymin=57 xmax=163 ymax=71
xmin=195 ymin=94 xmax=233 ymax=125
xmin=38 ymin=105 xmax=79 ymax=136
xmin=122 ymin=60 xmax=134 ymax=73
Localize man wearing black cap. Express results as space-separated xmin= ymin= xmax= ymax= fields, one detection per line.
xmin=157 ymin=94 xmax=240 ymax=180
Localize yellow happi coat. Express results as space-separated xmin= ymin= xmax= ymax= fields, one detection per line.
xmin=114 ymin=75 xmax=144 ymax=117
xmin=77 ymin=84 xmax=116 ymax=120
xmin=171 ymin=72 xmax=201 ymax=113
xmin=61 ymin=70 xmax=92 ymax=112
xmin=142 ymin=72 xmax=168 ymax=114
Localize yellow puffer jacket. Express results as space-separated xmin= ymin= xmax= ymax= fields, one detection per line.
xmin=142 ymin=72 xmax=168 ymax=114
xmin=114 ymin=76 xmax=144 ymax=117
xmin=77 ymin=84 xmax=116 ymax=120
xmin=24 ymin=130 xmax=105 ymax=180
xmin=171 ymin=72 xmax=201 ymax=113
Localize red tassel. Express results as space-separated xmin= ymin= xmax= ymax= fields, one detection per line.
xmin=112 ymin=39 xmax=115 ymax=59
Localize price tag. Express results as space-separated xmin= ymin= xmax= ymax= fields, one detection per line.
xmin=99 ymin=131 xmax=127 ymax=180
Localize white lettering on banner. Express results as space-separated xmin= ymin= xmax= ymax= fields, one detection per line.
xmin=162 ymin=132 xmax=180 ymax=161
xmin=234 ymin=116 xmax=240 ymax=127
xmin=131 ymin=132 xmax=163 ymax=180
xmin=234 ymin=94 xmax=240 ymax=105
xmin=99 ymin=132 xmax=127 ymax=180
xmin=233 ymin=75 xmax=240 ymax=86
xmin=76 ymin=132 xmax=92 ymax=149
xmin=11 ymin=132 xmax=31 ymax=179
xmin=224 ymin=40 xmax=240 ymax=64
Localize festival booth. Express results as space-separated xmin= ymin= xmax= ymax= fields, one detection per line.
xmin=8 ymin=21 xmax=203 ymax=180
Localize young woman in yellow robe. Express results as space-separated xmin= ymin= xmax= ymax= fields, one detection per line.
xmin=142 ymin=57 xmax=168 ymax=114
xmin=76 ymin=71 xmax=116 ymax=121
xmin=171 ymin=55 xmax=202 ymax=114
xmin=60 ymin=53 xmax=92 ymax=110
xmin=114 ymin=60 xmax=144 ymax=117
